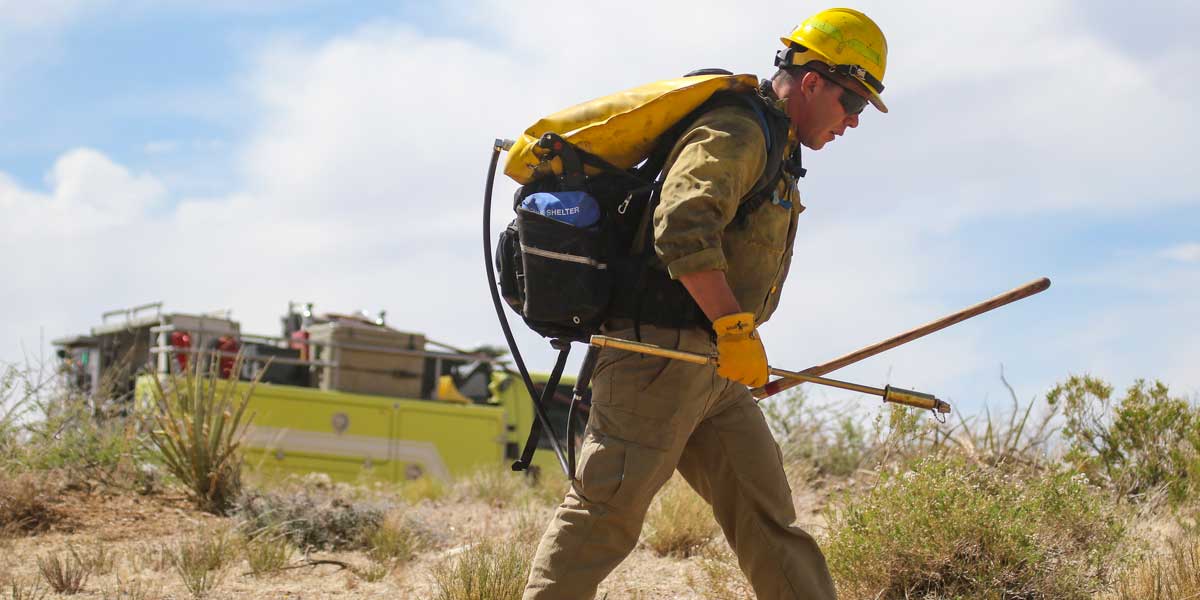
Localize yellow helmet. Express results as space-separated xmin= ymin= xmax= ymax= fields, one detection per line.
xmin=776 ymin=8 xmax=888 ymax=113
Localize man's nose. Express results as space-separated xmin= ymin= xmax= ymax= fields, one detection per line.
xmin=845 ymin=113 xmax=860 ymax=128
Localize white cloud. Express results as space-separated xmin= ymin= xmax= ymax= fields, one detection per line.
xmin=1 ymin=148 xmax=165 ymax=237
xmin=0 ymin=0 xmax=103 ymax=31
xmin=144 ymin=141 xmax=179 ymax=155
xmin=0 ymin=0 xmax=106 ymax=80
xmin=1162 ymin=243 xmax=1200 ymax=263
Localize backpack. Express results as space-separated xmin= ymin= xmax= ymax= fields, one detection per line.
xmin=495 ymin=70 xmax=801 ymax=342
xmin=483 ymin=69 xmax=803 ymax=477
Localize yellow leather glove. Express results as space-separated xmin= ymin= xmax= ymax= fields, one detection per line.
xmin=711 ymin=312 xmax=768 ymax=387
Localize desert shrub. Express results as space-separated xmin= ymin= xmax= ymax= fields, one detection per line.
xmin=823 ymin=455 xmax=1126 ymax=599
xmin=1049 ymin=375 xmax=1200 ymax=504
xmin=1105 ymin=531 xmax=1200 ymax=599
xmin=21 ymin=400 xmax=131 ymax=484
xmin=351 ymin=560 xmax=390 ymax=582
xmin=144 ymin=355 xmax=256 ymax=514
xmin=100 ymin=574 xmax=160 ymax=600
xmin=398 ymin=475 xmax=446 ymax=504
xmin=686 ymin=544 xmax=754 ymax=600
xmin=431 ymin=539 xmax=530 ymax=600
xmin=169 ymin=529 xmax=233 ymax=599
xmin=0 ymin=473 xmax=62 ymax=536
xmin=454 ymin=467 xmax=529 ymax=507
xmin=365 ymin=510 xmax=437 ymax=563
xmin=4 ymin=574 xmax=47 ymax=600
xmin=0 ymin=364 xmax=35 ymax=461
xmin=76 ymin=541 xmax=116 ymax=576
xmin=36 ymin=548 xmax=90 ymax=594
xmin=234 ymin=488 xmax=385 ymax=551
xmin=524 ymin=470 xmax=571 ymax=506
xmin=642 ymin=475 xmax=717 ymax=558
xmin=1 ymin=359 xmax=146 ymax=489
xmin=762 ymin=388 xmax=862 ymax=478
xmin=947 ymin=369 xmax=1058 ymax=466
xmin=765 ymin=387 xmax=961 ymax=482
xmin=510 ymin=505 xmax=551 ymax=546
xmin=126 ymin=543 xmax=173 ymax=573
xmin=242 ymin=529 xmax=295 ymax=576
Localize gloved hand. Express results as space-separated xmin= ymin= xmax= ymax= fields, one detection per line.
xmin=711 ymin=312 xmax=768 ymax=387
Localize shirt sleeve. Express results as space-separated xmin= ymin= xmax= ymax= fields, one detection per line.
xmin=652 ymin=106 xmax=769 ymax=279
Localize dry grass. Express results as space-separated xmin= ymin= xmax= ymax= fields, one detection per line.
xmin=99 ymin=575 xmax=161 ymax=600
xmin=430 ymin=539 xmax=532 ymax=600
xmin=365 ymin=510 xmax=435 ymax=564
xmin=351 ymin=559 xmax=391 ymax=583
xmin=684 ymin=544 xmax=753 ymax=600
xmin=36 ymin=547 xmax=90 ymax=594
xmin=3 ymin=574 xmax=48 ymax=600
xmin=242 ymin=530 xmax=295 ymax=577
xmin=454 ymin=467 xmax=529 ymax=508
xmin=0 ymin=473 xmax=61 ymax=537
xmin=1104 ymin=533 xmax=1200 ymax=599
xmin=169 ymin=528 xmax=233 ymax=598
xmin=77 ymin=541 xmax=117 ymax=576
xmin=642 ymin=475 xmax=717 ymax=558
xmin=397 ymin=476 xmax=446 ymax=504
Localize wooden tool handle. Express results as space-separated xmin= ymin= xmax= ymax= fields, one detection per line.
xmin=753 ymin=277 xmax=1051 ymax=400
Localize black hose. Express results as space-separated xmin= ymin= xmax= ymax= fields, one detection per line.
xmin=482 ymin=141 xmax=571 ymax=478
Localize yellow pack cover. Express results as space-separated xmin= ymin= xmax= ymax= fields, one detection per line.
xmin=504 ymin=74 xmax=759 ymax=184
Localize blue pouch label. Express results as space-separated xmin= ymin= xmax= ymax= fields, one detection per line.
xmin=519 ymin=191 xmax=601 ymax=229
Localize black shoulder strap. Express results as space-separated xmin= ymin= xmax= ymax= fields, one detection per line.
xmin=730 ymin=92 xmax=795 ymax=228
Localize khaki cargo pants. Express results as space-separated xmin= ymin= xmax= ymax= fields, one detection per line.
xmin=523 ymin=325 xmax=836 ymax=600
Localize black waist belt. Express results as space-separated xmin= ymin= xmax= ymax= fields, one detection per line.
xmin=608 ymin=260 xmax=710 ymax=331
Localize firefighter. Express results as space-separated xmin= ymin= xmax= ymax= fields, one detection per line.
xmin=524 ymin=8 xmax=889 ymax=599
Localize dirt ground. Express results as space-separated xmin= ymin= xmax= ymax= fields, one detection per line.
xmin=0 ymin=480 xmax=830 ymax=599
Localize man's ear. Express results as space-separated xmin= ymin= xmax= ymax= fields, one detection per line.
xmin=800 ymin=70 xmax=823 ymax=97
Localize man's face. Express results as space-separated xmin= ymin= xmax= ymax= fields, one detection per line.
xmin=785 ymin=71 xmax=865 ymax=151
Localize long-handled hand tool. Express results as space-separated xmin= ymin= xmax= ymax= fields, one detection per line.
xmin=752 ymin=277 xmax=1051 ymax=401
xmin=588 ymin=335 xmax=952 ymax=414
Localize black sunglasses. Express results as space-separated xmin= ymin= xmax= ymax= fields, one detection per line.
xmin=818 ymin=72 xmax=868 ymax=116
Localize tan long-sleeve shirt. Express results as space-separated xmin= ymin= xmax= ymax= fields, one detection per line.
xmin=652 ymin=104 xmax=804 ymax=325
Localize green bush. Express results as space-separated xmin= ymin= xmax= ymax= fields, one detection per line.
xmin=1048 ymin=375 xmax=1200 ymax=504
xmin=1 ymin=360 xmax=146 ymax=489
xmin=823 ymin=455 xmax=1125 ymax=599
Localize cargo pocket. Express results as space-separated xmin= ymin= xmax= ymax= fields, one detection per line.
xmin=573 ymin=432 xmax=626 ymax=506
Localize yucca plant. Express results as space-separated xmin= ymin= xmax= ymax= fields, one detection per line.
xmin=145 ymin=352 xmax=257 ymax=514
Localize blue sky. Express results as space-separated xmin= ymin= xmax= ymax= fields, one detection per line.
xmin=2 ymin=0 xmax=1197 ymax=419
